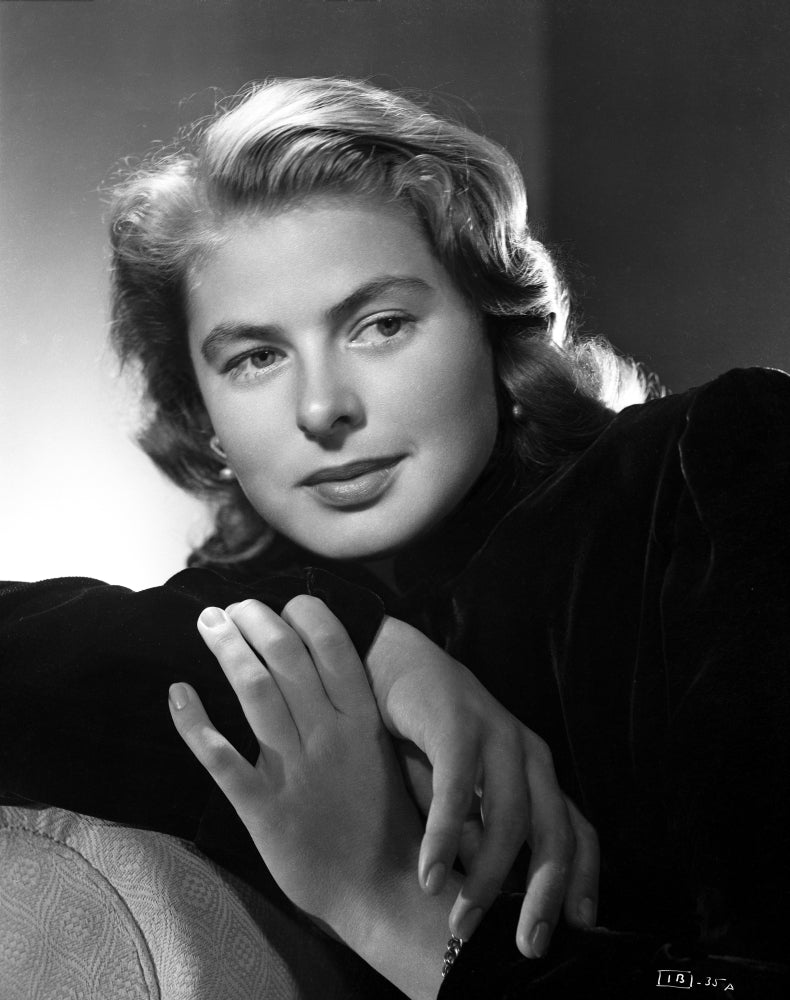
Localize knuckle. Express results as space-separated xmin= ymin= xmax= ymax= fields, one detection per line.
xmin=211 ymin=628 xmax=244 ymax=657
xmin=555 ymin=825 xmax=578 ymax=862
xmin=184 ymin=726 xmax=233 ymax=773
xmin=203 ymin=740 xmax=237 ymax=779
xmin=502 ymin=716 xmax=524 ymax=745
xmin=235 ymin=666 xmax=271 ymax=701
xmin=575 ymin=813 xmax=599 ymax=848
xmin=229 ymin=598 xmax=262 ymax=621
xmin=535 ymin=821 xmax=576 ymax=861
xmin=309 ymin=620 xmax=348 ymax=652
xmin=485 ymin=729 xmax=521 ymax=773
xmin=283 ymin=593 xmax=326 ymax=622
xmin=530 ymin=734 xmax=554 ymax=770
xmin=178 ymin=716 xmax=203 ymax=744
xmin=260 ymin=627 xmax=300 ymax=661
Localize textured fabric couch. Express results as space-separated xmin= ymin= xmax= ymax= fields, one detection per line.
xmin=0 ymin=805 xmax=346 ymax=999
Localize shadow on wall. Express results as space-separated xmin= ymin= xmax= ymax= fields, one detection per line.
xmin=547 ymin=0 xmax=790 ymax=391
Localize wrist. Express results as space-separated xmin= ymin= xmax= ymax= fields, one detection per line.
xmin=349 ymin=864 xmax=464 ymax=1000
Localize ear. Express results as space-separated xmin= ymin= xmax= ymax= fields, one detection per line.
xmin=209 ymin=435 xmax=227 ymax=460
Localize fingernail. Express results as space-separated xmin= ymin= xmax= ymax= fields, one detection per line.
xmin=530 ymin=920 xmax=551 ymax=958
xmin=169 ymin=683 xmax=189 ymax=711
xmin=424 ymin=863 xmax=446 ymax=895
xmin=199 ymin=607 xmax=226 ymax=628
xmin=455 ymin=906 xmax=483 ymax=941
xmin=578 ymin=897 xmax=597 ymax=928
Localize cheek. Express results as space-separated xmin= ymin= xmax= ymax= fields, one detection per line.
xmin=204 ymin=393 xmax=286 ymax=489
xmin=232 ymin=431 xmax=287 ymax=491
xmin=414 ymin=343 xmax=498 ymax=447
xmin=231 ymin=438 xmax=291 ymax=526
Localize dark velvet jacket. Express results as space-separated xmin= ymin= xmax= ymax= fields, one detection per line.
xmin=2 ymin=368 xmax=788 ymax=998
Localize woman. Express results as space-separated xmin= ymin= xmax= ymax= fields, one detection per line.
xmin=1 ymin=77 xmax=788 ymax=997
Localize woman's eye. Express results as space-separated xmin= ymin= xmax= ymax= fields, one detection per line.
xmin=353 ymin=315 xmax=413 ymax=347
xmin=226 ymin=349 xmax=282 ymax=381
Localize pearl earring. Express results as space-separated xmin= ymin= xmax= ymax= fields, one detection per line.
xmin=511 ymin=402 xmax=525 ymax=421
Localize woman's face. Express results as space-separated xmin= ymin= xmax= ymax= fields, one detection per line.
xmin=187 ymin=196 xmax=499 ymax=560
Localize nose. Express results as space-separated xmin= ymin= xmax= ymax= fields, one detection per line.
xmin=296 ymin=358 xmax=365 ymax=441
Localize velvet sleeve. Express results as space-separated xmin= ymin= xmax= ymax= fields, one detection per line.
xmin=630 ymin=367 xmax=790 ymax=960
xmin=441 ymin=368 xmax=790 ymax=995
xmin=0 ymin=565 xmax=384 ymax=864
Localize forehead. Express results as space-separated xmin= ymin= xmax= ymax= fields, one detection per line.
xmin=187 ymin=196 xmax=446 ymax=328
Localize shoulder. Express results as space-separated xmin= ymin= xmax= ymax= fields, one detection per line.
xmin=685 ymin=365 xmax=790 ymax=412
xmin=671 ymin=368 xmax=790 ymax=532
xmin=677 ymin=367 xmax=790 ymax=470
xmin=589 ymin=366 xmax=790 ymax=481
xmin=503 ymin=367 xmax=790 ymax=544
xmin=581 ymin=366 xmax=790 ymax=551
xmin=606 ymin=366 xmax=790 ymax=441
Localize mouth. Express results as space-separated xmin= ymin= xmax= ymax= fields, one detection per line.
xmin=300 ymin=456 xmax=405 ymax=486
xmin=299 ymin=455 xmax=405 ymax=508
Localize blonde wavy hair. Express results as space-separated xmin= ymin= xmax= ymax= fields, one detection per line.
xmin=109 ymin=77 xmax=654 ymax=566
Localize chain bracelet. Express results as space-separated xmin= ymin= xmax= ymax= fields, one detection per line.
xmin=441 ymin=935 xmax=464 ymax=979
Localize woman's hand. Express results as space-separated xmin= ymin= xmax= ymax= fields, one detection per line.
xmin=169 ymin=596 xmax=461 ymax=1000
xmin=366 ymin=615 xmax=599 ymax=957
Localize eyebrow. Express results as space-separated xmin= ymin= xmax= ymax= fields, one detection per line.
xmin=199 ymin=275 xmax=434 ymax=364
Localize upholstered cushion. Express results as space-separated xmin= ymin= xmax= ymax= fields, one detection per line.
xmin=0 ymin=805 xmax=307 ymax=999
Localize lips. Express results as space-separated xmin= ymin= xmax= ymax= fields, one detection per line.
xmin=300 ymin=456 xmax=405 ymax=508
xmin=299 ymin=456 xmax=405 ymax=487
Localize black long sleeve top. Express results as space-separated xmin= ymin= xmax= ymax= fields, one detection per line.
xmin=2 ymin=367 xmax=788 ymax=997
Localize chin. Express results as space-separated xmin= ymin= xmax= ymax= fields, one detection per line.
xmin=305 ymin=535 xmax=403 ymax=563
xmin=296 ymin=519 xmax=420 ymax=563
xmin=280 ymin=498 xmax=447 ymax=563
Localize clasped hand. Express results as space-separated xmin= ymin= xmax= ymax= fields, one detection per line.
xmin=169 ymin=596 xmax=598 ymax=962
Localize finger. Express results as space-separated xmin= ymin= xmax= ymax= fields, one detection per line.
xmin=418 ymin=735 xmax=479 ymax=896
xmin=457 ymin=816 xmax=484 ymax=874
xmin=449 ymin=744 xmax=531 ymax=941
xmin=280 ymin=595 xmax=376 ymax=717
xmin=224 ymin=600 xmax=330 ymax=729
xmin=197 ymin=606 xmax=297 ymax=752
xmin=168 ymin=681 xmax=262 ymax=813
xmin=514 ymin=750 xmax=577 ymax=958
xmin=561 ymin=796 xmax=599 ymax=929
xmin=396 ymin=741 xmax=435 ymax=816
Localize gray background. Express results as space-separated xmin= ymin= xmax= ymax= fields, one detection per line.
xmin=1 ymin=0 xmax=787 ymax=585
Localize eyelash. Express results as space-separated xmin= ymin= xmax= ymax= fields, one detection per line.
xmin=223 ymin=312 xmax=416 ymax=383
xmin=351 ymin=312 xmax=415 ymax=347
xmin=223 ymin=348 xmax=284 ymax=383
